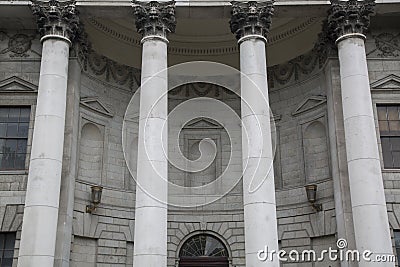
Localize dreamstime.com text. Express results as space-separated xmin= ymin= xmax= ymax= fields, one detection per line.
xmin=257 ymin=239 xmax=396 ymax=263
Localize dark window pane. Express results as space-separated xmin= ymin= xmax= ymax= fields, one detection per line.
xmin=4 ymin=234 xmax=14 ymax=249
xmin=0 ymin=140 xmax=5 ymax=153
xmin=4 ymin=140 xmax=17 ymax=153
xmin=17 ymin=123 xmax=29 ymax=138
xmin=0 ymin=108 xmax=29 ymax=170
xmin=14 ymin=154 xmax=25 ymax=169
xmin=1 ymin=154 xmax=14 ymax=170
xmin=388 ymin=106 xmax=400 ymax=121
xmin=0 ymin=234 xmax=4 ymax=250
xmin=395 ymin=231 xmax=400 ymax=265
xmin=377 ymin=106 xmax=387 ymax=120
xmin=6 ymin=123 xmax=18 ymax=137
xmin=1 ymin=258 xmax=13 ymax=267
xmin=0 ymin=108 xmax=9 ymax=122
xmin=19 ymin=108 xmax=30 ymax=122
xmin=391 ymin=137 xmax=400 ymax=151
xmin=390 ymin=121 xmax=400 ymax=133
xmin=0 ymin=123 xmax=6 ymax=137
xmin=393 ymin=151 xmax=400 ymax=168
xmin=381 ymin=137 xmax=393 ymax=168
xmin=0 ymin=233 xmax=16 ymax=266
xmin=16 ymin=140 xmax=27 ymax=154
xmin=379 ymin=121 xmax=389 ymax=134
xmin=7 ymin=108 xmax=19 ymax=122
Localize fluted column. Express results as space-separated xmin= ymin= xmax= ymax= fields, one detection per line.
xmin=131 ymin=1 xmax=175 ymax=266
xmin=328 ymin=0 xmax=394 ymax=265
xmin=18 ymin=1 xmax=79 ymax=266
xmin=230 ymin=2 xmax=279 ymax=266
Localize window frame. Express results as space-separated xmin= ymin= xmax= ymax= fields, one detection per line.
xmin=0 ymin=232 xmax=16 ymax=267
xmin=0 ymin=106 xmax=31 ymax=171
xmin=376 ymin=104 xmax=400 ymax=170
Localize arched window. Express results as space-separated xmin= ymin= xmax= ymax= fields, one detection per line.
xmin=179 ymin=234 xmax=229 ymax=267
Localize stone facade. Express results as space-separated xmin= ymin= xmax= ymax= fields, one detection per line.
xmin=0 ymin=0 xmax=400 ymax=266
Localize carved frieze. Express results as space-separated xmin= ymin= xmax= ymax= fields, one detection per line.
xmin=0 ymin=32 xmax=36 ymax=58
xmin=368 ymin=32 xmax=400 ymax=57
xmin=31 ymin=0 xmax=80 ymax=42
xmin=132 ymin=0 xmax=176 ymax=39
xmin=327 ymin=0 xmax=375 ymax=41
xmin=229 ymin=0 xmax=274 ymax=41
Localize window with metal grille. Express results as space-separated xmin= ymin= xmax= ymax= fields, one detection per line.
xmin=0 ymin=232 xmax=16 ymax=267
xmin=394 ymin=230 xmax=400 ymax=266
xmin=0 ymin=107 xmax=30 ymax=171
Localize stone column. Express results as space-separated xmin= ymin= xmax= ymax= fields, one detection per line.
xmin=54 ymin=42 xmax=84 ymax=267
xmin=131 ymin=1 xmax=176 ymax=267
xmin=18 ymin=1 xmax=79 ymax=266
xmin=328 ymin=0 xmax=394 ymax=265
xmin=230 ymin=2 xmax=279 ymax=266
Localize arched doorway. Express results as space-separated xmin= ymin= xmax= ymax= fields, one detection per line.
xmin=179 ymin=234 xmax=229 ymax=267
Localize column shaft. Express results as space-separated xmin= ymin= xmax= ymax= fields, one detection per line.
xmin=133 ymin=38 xmax=168 ymax=267
xmin=18 ymin=38 xmax=70 ymax=266
xmin=54 ymin=58 xmax=81 ymax=267
xmin=131 ymin=2 xmax=175 ymax=266
xmin=240 ymin=38 xmax=279 ymax=267
xmin=338 ymin=37 xmax=393 ymax=265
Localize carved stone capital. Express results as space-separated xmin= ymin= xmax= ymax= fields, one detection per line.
xmin=31 ymin=0 xmax=79 ymax=44
xmin=132 ymin=1 xmax=176 ymax=41
xmin=328 ymin=0 xmax=375 ymax=43
xmin=229 ymin=1 xmax=274 ymax=42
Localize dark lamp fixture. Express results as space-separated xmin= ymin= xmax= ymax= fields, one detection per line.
xmin=86 ymin=185 xmax=103 ymax=213
xmin=304 ymin=184 xmax=322 ymax=212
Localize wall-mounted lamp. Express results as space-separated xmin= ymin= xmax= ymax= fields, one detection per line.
xmin=304 ymin=184 xmax=322 ymax=212
xmin=86 ymin=185 xmax=103 ymax=213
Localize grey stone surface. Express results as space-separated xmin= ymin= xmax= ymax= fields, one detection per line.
xmin=0 ymin=12 xmax=400 ymax=267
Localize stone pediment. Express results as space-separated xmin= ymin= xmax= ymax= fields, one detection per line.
xmin=80 ymin=97 xmax=113 ymax=117
xmin=184 ymin=118 xmax=222 ymax=129
xmin=371 ymin=74 xmax=400 ymax=90
xmin=0 ymin=76 xmax=37 ymax=93
xmin=292 ymin=95 xmax=326 ymax=116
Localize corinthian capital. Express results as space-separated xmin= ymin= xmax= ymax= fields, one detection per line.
xmin=132 ymin=1 xmax=176 ymax=41
xmin=328 ymin=0 xmax=375 ymax=42
xmin=31 ymin=0 xmax=79 ymax=44
xmin=229 ymin=1 xmax=274 ymax=42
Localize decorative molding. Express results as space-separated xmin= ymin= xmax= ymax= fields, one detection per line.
xmin=230 ymin=0 xmax=274 ymax=41
xmin=0 ymin=76 xmax=37 ymax=93
xmin=80 ymin=97 xmax=114 ymax=117
xmin=78 ymin=48 xmax=141 ymax=91
xmin=86 ymin=17 xmax=319 ymax=56
xmin=371 ymin=74 xmax=400 ymax=90
xmin=184 ymin=118 xmax=223 ymax=129
xmin=367 ymin=32 xmax=400 ymax=58
xmin=327 ymin=0 xmax=375 ymax=41
xmin=0 ymin=31 xmax=38 ymax=58
xmin=292 ymin=95 xmax=327 ymax=116
xmin=169 ymin=83 xmax=237 ymax=98
xmin=268 ymin=18 xmax=318 ymax=44
xmin=132 ymin=0 xmax=176 ymax=39
xmin=31 ymin=0 xmax=80 ymax=42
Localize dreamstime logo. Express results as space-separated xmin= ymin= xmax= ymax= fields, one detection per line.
xmin=257 ymin=238 xmax=396 ymax=263
xmin=122 ymin=61 xmax=277 ymax=208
